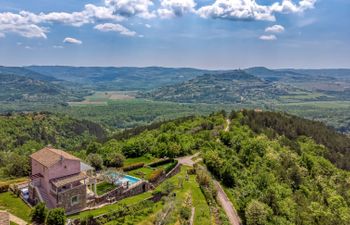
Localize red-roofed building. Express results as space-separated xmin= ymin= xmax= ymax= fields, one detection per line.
xmin=29 ymin=147 xmax=95 ymax=213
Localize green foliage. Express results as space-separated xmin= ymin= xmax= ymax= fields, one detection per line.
xmin=148 ymin=169 xmax=164 ymax=183
xmin=31 ymin=203 xmax=48 ymax=224
xmin=180 ymin=206 xmax=191 ymax=220
xmin=241 ymin=110 xmax=350 ymax=170
xmin=122 ymin=162 xmax=144 ymax=172
xmin=245 ymin=200 xmax=272 ymax=225
xmin=46 ymin=208 xmax=66 ymax=225
xmin=107 ymin=152 xmax=125 ymax=168
xmin=87 ymin=154 xmax=104 ymax=170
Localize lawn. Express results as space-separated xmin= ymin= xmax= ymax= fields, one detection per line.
xmin=96 ymin=182 xmax=116 ymax=196
xmin=127 ymin=167 xmax=154 ymax=180
xmin=0 ymin=192 xmax=31 ymax=222
xmin=124 ymin=156 xmax=157 ymax=166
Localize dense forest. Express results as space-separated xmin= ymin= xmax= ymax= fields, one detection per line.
xmin=0 ymin=112 xmax=106 ymax=178
xmin=0 ymin=110 xmax=349 ymax=224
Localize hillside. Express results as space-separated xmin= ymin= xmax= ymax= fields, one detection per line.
xmin=0 ymin=112 xmax=106 ymax=178
xmin=26 ymin=66 xmax=213 ymax=90
xmin=0 ymin=110 xmax=349 ymax=224
xmin=140 ymin=70 xmax=302 ymax=104
xmin=78 ymin=111 xmax=350 ymax=224
xmin=0 ymin=73 xmax=90 ymax=103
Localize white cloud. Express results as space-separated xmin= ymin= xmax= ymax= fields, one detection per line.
xmin=63 ymin=37 xmax=82 ymax=44
xmin=94 ymin=23 xmax=137 ymax=36
xmin=265 ymin=25 xmax=285 ymax=33
xmin=0 ymin=23 xmax=47 ymax=38
xmin=53 ymin=45 xmax=64 ymax=49
xmin=0 ymin=0 xmax=317 ymax=39
xmin=145 ymin=23 xmax=151 ymax=28
xmin=197 ymin=0 xmax=276 ymax=21
xmin=105 ymin=0 xmax=156 ymax=19
xmin=259 ymin=34 xmax=277 ymax=41
xmin=270 ymin=0 xmax=316 ymax=14
xmin=158 ymin=0 xmax=196 ymax=18
xmin=0 ymin=32 xmax=5 ymax=38
xmin=197 ymin=0 xmax=317 ymax=22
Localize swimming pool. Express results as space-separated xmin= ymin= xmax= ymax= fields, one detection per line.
xmin=107 ymin=172 xmax=140 ymax=185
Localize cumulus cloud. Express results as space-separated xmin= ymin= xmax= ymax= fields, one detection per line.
xmin=265 ymin=25 xmax=285 ymax=33
xmin=105 ymin=0 xmax=156 ymax=19
xmin=63 ymin=37 xmax=82 ymax=44
xmin=94 ymin=23 xmax=137 ymax=36
xmin=197 ymin=0 xmax=276 ymax=21
xmin=259 ymin=34 xmax=277 ymax=41
xmin=197 ymin=0 xmax=317 ymax=22
xmin=0 ymin=0 xmax=317 ymax=39
xmin=158 ymin=0 xmax=196 ymax=18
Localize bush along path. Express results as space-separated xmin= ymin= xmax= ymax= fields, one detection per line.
xmin=177 ymin=147 xmax=241 ymax=225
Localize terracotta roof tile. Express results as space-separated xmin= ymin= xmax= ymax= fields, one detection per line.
xmin=30 ymin=147 xmax=80 ymax=168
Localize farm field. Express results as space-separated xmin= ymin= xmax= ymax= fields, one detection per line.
xmin=68 ymin=91 xmax=137 ymax=106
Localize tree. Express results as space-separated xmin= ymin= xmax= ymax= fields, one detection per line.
xmin=87 ymin=153 xmax=104 ymax=170
xmin=108 ymin=152 xmax=125 ymax=167
xmin=161 ymin=181 xmax=176 ymax=195
xmin=86 ymin=142 xmax=102 ymax=155
xmin=245 ymin=200 xmax=272 ymax=225
xmin=4 ymin=153 xmax=30 ymax=177
xmin=31 ymin=202 xmax=48 ymax=224
xmin=46 ymin=208 xmax=66 ymax=225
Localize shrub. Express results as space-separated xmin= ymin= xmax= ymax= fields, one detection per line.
xmin=0 ymin=183 xmax=9 ymax=193
xmin=148 ymin=158 xmax=174 ymax=167
xmin=122 ymin=162 xmax=144 ymax=172
xmin=31 ymin=202 xmax=48 ymax=224
xmin=110 ymin=153 xmax=125 ymax=168
xmin=46 ymin=208 xmax=66 ymax=225
xmin=148 ymin=169 xmax=165 ymax=183
xmin=180 ymin=206 xmax=191 ymax=220
xmin=87 ymin=153 xmax=104 ymax=170
xmin=164 ymin=160 xmax=178 ymax=173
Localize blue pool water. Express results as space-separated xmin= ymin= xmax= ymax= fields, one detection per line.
xmin=107 ymin=172 xmax=140 ymax=185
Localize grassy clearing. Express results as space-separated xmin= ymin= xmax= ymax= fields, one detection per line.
xmin=127 ymin=167 xmax=154 ymax=180
xmin=124 ymin=156 xmax=156 ymax=166
xmin=96 ymin=182 xmax=116 ymax=196
xmin=0 ymin=192 xmax=31 ymax=222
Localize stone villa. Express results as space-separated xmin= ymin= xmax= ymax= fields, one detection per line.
xmin=28 ymin=147 xmax=96 ymax=213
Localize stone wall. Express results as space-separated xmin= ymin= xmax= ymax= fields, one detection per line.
xmin=93 ymin=181 xmax=151 ymax=206
xmin=57 ymin=185 xmax=87 ymax=213
xmin=150 ymin=163 xmax=181 ymax=187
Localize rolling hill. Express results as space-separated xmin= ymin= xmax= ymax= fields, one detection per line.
xmin=0 ymin=73 xmax=90 ymax=103
xmin=139 ymin=70 xmax=304 ymax=104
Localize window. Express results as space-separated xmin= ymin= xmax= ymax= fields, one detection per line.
xmin=71 ymin=195 xmax=79 ymax=206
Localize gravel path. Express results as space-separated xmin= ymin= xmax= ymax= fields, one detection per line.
xmin=9 ymin=213 xmax=28 ymax=225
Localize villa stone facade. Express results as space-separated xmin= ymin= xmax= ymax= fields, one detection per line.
xmin=28 ymin=147 xmax=95 ymax=213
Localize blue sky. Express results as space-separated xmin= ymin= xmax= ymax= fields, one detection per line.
xmin=0 ymin=0 xmax=349 ymax=69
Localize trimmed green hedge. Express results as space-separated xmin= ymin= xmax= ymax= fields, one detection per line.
xmin=148 ymin=158 xmax=174 ymax=167
xmin=122 ymin=163 xmax=144 ymax=172
xmin=164 ymin=160 xmax=178 ymax=173
xmin=148 ymin=169 xmax=164 ymax=183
